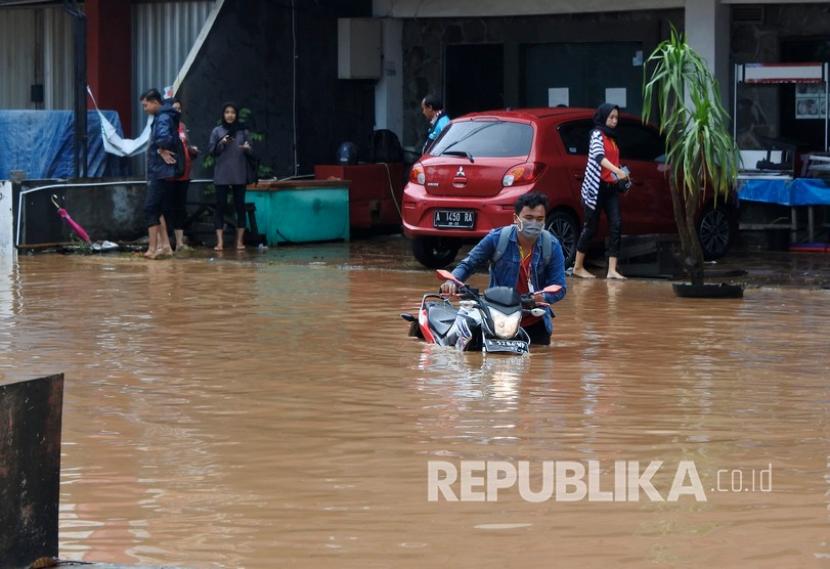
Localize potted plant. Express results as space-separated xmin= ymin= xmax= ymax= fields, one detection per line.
xmin=643 ymin=27 xmax=743 ymax=298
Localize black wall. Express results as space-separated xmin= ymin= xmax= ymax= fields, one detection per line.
xmin=0 ymin=375 xmax=64 ymax=568
xmin=178 ymin=0 xmax=375 ymax=180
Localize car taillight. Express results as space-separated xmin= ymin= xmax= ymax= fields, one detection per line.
xmin=409 ymin=163 xmax=426 ymax=185
xmin=502 ymin=162 xmax=544 ymax=187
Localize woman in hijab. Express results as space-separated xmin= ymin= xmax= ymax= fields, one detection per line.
xmin=573 ymin=103 xmax=630 ymax=279
xmin=208 ymin=102 xmax=253 ymax=251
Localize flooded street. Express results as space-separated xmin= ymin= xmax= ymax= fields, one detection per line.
xmin=1 ymin=248 xmax=830 ymax=568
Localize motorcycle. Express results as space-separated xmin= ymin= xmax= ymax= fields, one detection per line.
xmin=401 ymin=270 xmax=562 ymax=355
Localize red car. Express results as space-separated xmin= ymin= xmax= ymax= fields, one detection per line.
xmin=402 ymin=108 xmax=735 ymax=268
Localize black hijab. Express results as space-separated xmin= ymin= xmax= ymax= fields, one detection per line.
xmin=593 ymin=103 xmax=619 ymax=140
xmin=221 ymin=102 xmax=241 ymax=136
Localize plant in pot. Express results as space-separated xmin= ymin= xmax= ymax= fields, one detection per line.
xmin=643 ymin=27 xmax=743 ymax=298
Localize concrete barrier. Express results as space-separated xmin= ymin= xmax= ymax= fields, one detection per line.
xmin=16 ymin=179 xmax=148 ymax=246
xmin=0 ymin=181 xmax=13 ymax=256
xmin=0 ymin=374 xmax=64 ymax=569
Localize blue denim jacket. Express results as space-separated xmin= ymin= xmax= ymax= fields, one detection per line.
xmin=451 ymin=226 xmax=567 ymax=335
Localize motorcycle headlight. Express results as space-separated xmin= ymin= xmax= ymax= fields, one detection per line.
xmin=487 ymin=307 xmax=522 ymax=339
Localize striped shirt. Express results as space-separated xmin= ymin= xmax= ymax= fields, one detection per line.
xmin=580 ymin=129 xmax=610 ymax=210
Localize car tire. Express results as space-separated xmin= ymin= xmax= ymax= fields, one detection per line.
xmin=697 ymin=206 xmax=734 ymax=261
xmin=546 ymin=209 xmax=580 ymax=267
xmin=412 ymin=236 xmax=461 ymax=269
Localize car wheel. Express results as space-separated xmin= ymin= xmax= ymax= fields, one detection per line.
xmin=546 ymin=209 xmax=579 ymax=266
xmin=412 ymin=236 xmax=461 ymax=269
xmin=697 ymin=207 xmax=734 ymax=260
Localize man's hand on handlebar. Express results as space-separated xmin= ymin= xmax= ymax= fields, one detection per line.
xmin=440 ymin=280 xmax=459 ymax=295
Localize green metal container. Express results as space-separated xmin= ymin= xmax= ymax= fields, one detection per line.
xmin=247 ymin=180 xmax=350 ymax=245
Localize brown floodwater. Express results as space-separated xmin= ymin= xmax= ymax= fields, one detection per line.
xmin=1 ymin=249 xmax=829 ymax=568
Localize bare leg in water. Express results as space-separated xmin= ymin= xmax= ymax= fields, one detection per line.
xmin=235 ymin=227 xmax=245 ymax=250
xmin=607 ymin=256 xmax=626 ymax=280
xmin=144 ymin=225 xmax=160 ymax=259
xmin=174 ymin=229 xmax=188 ymax=251
xmin=214 ymin=229 xmax=224 ymax=252
xmin=157 ymin=216 xmax=173 ymax=255
xmin=573 ymin=251 xmax=596 ymax=279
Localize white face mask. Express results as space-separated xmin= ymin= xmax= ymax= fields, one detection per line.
xmin=516 ymin=218 xmax=544 ymax=240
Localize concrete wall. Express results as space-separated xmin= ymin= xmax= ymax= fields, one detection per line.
xmin=0 ymin=374 xmax=64 ymax=569
xmin=16 ymin=180 xmax=147 ymax=246
xmin=399 ymin=9 xmax=682 ymax=148
xmin=177 ymin=0 xmax=376 ymax=179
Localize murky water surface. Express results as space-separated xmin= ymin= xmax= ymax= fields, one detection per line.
xmin=1 ymin=249 xmax=829 ymax=568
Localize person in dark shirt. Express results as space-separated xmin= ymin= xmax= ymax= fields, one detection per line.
xmin=140 ymin=88 xmax=178 ymax=259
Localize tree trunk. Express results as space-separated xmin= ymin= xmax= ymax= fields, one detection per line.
xmin=684 ymin=188 xmax=705 ymax=286
xmin=669 ymin=180 xmax=705 ymax=286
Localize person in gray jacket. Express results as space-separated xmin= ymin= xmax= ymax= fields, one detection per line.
xmin=208 ymin=102 xmax=253 ymax=251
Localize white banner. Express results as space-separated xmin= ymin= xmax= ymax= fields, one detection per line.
xmin=88 ymin=85 xmax=153 ymax=157
xmin=99 ymin=111 xmax=153 ymax=157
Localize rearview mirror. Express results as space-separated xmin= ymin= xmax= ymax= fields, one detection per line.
xmin=436 ymin=269 xmax=463 ymax=285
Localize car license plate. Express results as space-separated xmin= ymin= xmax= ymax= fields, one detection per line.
xmin=483 ymin=338 xmax=529 ymax=355
xmin=434 ymin=209 xmax=476 ymax=229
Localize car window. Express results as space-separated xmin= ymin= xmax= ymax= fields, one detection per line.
xmin=616 ymin=122 xmax=666 ymax=162
xmin=558 ymin=120 xmax=666 ymax=162
xmin=558 ymin=120 xmax=594 ymax=155
xmin=428 ymin=120 xmax=533 ymax=158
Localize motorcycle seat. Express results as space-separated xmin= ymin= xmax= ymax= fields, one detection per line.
xmin=427 ymin=305 xmax=458 ymax=338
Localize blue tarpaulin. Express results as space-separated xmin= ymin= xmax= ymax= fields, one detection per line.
xmin=0 ymin=110 xmax=123 ymax=179
xmin=738 ymin=177 xmax=830 ymax=206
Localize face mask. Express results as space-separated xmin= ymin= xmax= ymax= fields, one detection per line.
xmin=517 ymin=218 xmax=544 ymax=240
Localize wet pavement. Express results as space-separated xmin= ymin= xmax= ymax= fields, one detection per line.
xmin=1 ymin=240 xmax=830 ymax=568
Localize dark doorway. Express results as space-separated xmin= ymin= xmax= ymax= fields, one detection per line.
xmin=445 ymin=44 xmax=505 ymax=118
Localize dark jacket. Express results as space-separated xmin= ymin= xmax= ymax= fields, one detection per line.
xmin=208 ymin=126 xmax=252 ymax=186
xmin=146 ymin=103 xmax=180 ymax=181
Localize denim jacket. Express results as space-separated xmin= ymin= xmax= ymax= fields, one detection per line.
xmin=451 ymin=226 xmax=567 ymax=335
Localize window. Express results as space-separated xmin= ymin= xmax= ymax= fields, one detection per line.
xmin=429 ymin=120 xmax=533 ymax=158
xmin=558 ymin=120 xmax=666 ymax=162
xmin=616 ymin=122 xmax=666 ymax=162
xmin=558 ymin=120 xmax=594 ymax=155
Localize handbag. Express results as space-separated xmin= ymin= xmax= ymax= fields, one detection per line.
xmin=614 ymin=166 xmax=632 ymax=194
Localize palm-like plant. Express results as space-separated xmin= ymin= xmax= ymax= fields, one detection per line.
xmin=643 ymin=27 xmax=739 ymax=287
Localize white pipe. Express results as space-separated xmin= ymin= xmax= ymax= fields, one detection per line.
xmin=291 ymin=0 xmax=299 ymax=176
xmin=825 ymin=63 xmax=828 ymax=151
xmin=733 ymin=63 xmax=740 ymax=143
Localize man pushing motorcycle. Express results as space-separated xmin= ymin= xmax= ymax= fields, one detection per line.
xmin=440 ymin=192 xmax=567 ymax=345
